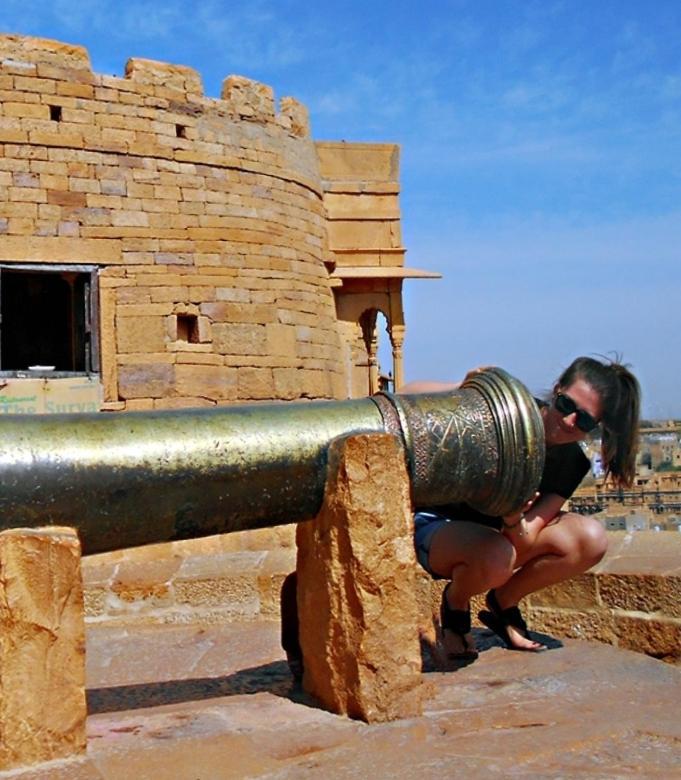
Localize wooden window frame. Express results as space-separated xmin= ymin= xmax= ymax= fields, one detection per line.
xmin=0 ymin=263 xmax=100 ymax=378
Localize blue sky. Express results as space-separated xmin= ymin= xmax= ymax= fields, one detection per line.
xmin=2 ymin=1 xmax=680 ymax=417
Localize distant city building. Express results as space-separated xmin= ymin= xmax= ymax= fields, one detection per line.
xmin=602 ymin=511 xmax=649 ymax=532
xmin=591 ymin=452 xmax=604 ymax=478
xmin=570 ymin=427 xmax=681 ymax=525
xmin=662 ymin=515 xmax=681 ymax=532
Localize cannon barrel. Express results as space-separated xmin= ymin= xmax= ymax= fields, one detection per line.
xmin=0 ymin=367 xmax=544 ymax=555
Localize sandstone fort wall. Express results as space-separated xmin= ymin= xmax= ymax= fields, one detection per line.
xmin=0 ymin=34 xmax=347 ymax=408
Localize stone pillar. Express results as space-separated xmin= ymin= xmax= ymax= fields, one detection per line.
xmin=367 ymin=334 xmax=379 ymax=395
xmin=390 ymin=324 xmax=405 ymax=392
xmin=0 ymin=527 xmax=87 ymax=770
xmin=359 ymin=309 xmax=379 ymax=396
xmin=296 ymin=433 xmax=423 ymax=722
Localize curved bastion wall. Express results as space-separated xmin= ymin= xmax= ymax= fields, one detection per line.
xmin=0 ymin=34 xmax=346 ymax=408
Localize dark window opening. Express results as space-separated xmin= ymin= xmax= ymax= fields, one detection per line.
xmin=49 ymin=105 xmax=62 ymax=122
xmin=0 ymin=267 xmax=98 ymax=374
xmin=176 ymin=124 xmax=187 ymax=138
xmin=176 ymin=313 xmax=199 ymax=343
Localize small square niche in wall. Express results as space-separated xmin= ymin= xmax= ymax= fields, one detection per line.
xmin=176 ymin=313 xmax=199 ymax=343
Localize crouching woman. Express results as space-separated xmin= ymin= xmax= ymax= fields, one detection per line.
xmin=406 ymin=356 xmax=640 ymax=658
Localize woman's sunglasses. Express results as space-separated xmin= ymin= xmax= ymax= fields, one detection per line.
xmin=553 ymin=392 xmax=600 ymax=433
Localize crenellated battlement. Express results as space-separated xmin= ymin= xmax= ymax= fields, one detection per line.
xmin=0 ymin=33 xmax=311 ymax=172
xmin=0 ymin=33 xmax=92 ymax=69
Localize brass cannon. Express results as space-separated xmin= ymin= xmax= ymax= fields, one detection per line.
xmin=0 ymin=368 xmax=544 ymax=555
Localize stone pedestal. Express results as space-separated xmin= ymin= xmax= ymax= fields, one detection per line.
xmin=0 ymin=527 xmax=87 ymax=770
xmin=296 ymin=433 xmax=423 ymax=722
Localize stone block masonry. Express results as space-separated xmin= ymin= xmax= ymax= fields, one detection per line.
xmin=0 ymin=527 xmax=86 ymax=770
xmin=0 ymin=34 xmax=347 ymax=407
xmin=296 ymin=433 xmax=424 ymax=722
xmin=521 ymin=531 xmax=681 ymax=664
xmin=80 ymin=527 xmax=681 ymax=671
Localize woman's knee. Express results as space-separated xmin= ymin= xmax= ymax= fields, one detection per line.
xmin=580 ymin=515 xmax=608 ymax=565
xmin=427 ymin=523 xmax=515 ymax=586
xmin=471 ymin=533 xmax=516 ymax=588
xmin=563 ymin=513 xmax=608 ymax=567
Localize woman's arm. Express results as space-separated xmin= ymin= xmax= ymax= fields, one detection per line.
xmin=398 ymin=366 xmax=493 ymax=394
xmin=398 ymin=380 xmax=460 ymax=393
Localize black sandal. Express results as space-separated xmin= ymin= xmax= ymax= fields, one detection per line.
xmin=440 ymin=585 xmax=478 ymax=660
xmin=478 ymin=590 xmax=546 ymax=652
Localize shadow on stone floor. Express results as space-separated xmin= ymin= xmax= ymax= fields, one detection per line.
xmin=420 ymin=627 xmax=563 ymax=672
xmin=87 ymin=626 xmax=565 ymax=716
xmin=87 ymin=660 xmax=318 ymax=715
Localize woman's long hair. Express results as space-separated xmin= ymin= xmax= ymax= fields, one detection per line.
xmin=557 ymin=356 xmax=641 ymax=488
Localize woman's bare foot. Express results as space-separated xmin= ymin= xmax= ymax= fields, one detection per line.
xmin=501 ymin=622 xmax=545 ymax=651
xmin=478 ymin=590 xmax=547 ymax=652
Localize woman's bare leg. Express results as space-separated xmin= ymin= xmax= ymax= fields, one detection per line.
xmin=494 ymin=513 xmax=607 ymax=649
xmin=428 ymin=521 xmax=517 ymax=610
xmin=427 ymin=521 xmax=516 ymax=657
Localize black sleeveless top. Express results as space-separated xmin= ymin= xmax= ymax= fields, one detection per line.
xmin=417 ymin=442 xmax=590 ymax=530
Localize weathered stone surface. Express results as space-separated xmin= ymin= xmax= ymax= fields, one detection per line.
xmin=527 ymin=606 xmax=617 ymax=645
xmin=237 ymin=367 xmax=275 ymax=399
xmin=124 ymin=58 xmax=203 ymax=94
xmin=272 ymin=367 xmax=304 ymax=399
xmin=117 ymin=363 xmax=174 ymax=399
xmin=212 ymin=323 xmax=268 ymax=356
xmin=0 ymin=527 xmax=86 ymax=769
xmin=296 ymin=433 xmax=423 ymax=722
xmin=76 ymin=528 xmax=681 ymax=669
xmin=523 ymin=533 xmax=681 ymax=664
xmin=316 ymin=141 xmax=399 ymax=181
xmin=222 ymin=75 xmax=275 ymax=121
xmin=525 ymin=572 xmax=599 ymax=610
xmin=614 ymin=613 xmax=681 ymax=662
xmin=0 ymin=34 xmax=91 ymax=69
xmin=266 ymin=323 xmax=297 ymax=357
xmin=599 ymin=572 xmax=681 ymax=618
xmin=173 ymin=363 xmax=237 ymax=401
xmin=597 ymin=530 xmax=681 ymax=574
xmin=81 ymin=535 xmax=296 ymax=624
xmin=201 ymin=301 xmax=275 ymax=325
xmin=13 ymin=621 xmax=677 ymax=779
xmin=279 ymin=96 xmax=310 ymax=138
xmin=116 ymin=315 xmax=167 ymax=353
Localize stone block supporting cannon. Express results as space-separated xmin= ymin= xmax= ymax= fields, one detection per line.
xmin=0 ymin=368 xmax=544 ymax=554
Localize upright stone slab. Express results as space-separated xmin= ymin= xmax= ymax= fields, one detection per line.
xmin=296 ymin=433 xmax=423 ymax=722
xmin=0 ymin=527 xmax=86 ymax=769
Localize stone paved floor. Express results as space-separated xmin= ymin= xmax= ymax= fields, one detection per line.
xmin=2 ymin=621 xmax=680 ymax=779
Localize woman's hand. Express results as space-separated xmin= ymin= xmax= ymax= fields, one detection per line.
xmin=501 ymin=492 xmax=540 ymax=545
xmin=462 ymin=365 xmax=494 ymax=383
xmin=501 ymin=492 xmax=567 ymax=557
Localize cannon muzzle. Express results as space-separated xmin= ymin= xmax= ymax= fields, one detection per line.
xmin=0 ymin=367 xmax=544 ymax=554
